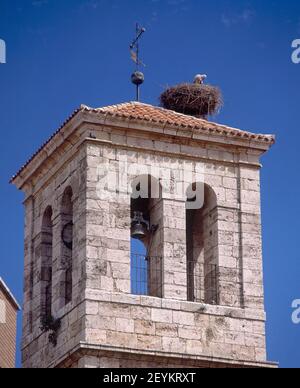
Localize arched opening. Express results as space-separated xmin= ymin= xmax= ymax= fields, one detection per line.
xmin=131 ymin=239 xmax=148 ymax=295
xmin=61 ymin=187 xmax=73 ymax=305
xmin=186 ymin=183 xmax=219 ymax=304
xmin=41 ymin=206 xmax=53 ymax=319
xmin=130 ymin=175 xmax=163 ymax=297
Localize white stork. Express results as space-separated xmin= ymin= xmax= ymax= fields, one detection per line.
xmin=194 ymin=74 xmax=207 ymax=85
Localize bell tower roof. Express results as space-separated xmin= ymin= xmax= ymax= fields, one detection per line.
xmin=91 ymin=102 xmax=275 ymax=143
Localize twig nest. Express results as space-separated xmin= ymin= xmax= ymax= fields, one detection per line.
xmin=160 ymin=83 xmax=223 ymax=119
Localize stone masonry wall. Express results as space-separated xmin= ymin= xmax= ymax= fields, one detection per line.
xmin=85 ymin=137 xmax=264 ymax=311
xmin=84 ymin=293 xmax=266 ymax=364
xmin=82 ymin=132 xmax=267 ymax=366
xmin=22 ymin=146 xmax=87 ymax=368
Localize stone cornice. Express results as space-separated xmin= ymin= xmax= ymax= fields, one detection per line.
xmin=53 ymin=343 xmax=279 ymax=369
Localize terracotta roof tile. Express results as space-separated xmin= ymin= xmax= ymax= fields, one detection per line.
xmin=95 ymin=102 xmax=275 ymax=144
xmin=10 ymin=102 xmax=275 ymax=184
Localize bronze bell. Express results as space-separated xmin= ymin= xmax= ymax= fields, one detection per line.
xmin=131 ymin=222 xmax=147 ymax=240
xmin=131 ymin=211 xmax=149 ymax=240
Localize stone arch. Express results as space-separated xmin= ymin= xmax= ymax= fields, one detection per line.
xmin=60 ymin=186 xmax=74 ymax=306
xmin=186 ymin=183 xmax=219 ymax=304
xmin=130 ymin=175 xmax=163 ymax=297
xmin=41 ymin=206 xmax=53 ymax=319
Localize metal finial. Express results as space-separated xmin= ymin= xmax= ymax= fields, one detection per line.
xmin=130 ymin=23 xmax=146 ymax=101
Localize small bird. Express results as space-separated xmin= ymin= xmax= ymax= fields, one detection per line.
xmin=194 ymin=74 xmax=207 ymax=85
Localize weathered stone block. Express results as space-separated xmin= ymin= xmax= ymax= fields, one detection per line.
xmin=134 ymin=319 xmax=155 ymax=336
xmin=155 ymin=323 xmax=178 ymax=338
xmin=151 ymin=308 xmax=173 ymax=324
xmin=116 ymin=318 xmax=135 ymax=333
xmin=137 ymin=335 xmax=162 ymax=351
xmin=162 ymin=337 xmax=186 ymax=353
xmin=173 ymin=311 xmax=195 ymax=326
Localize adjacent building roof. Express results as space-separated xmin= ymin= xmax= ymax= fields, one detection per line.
xmin=10 ymin=102 xmax=275 ymax=184
xmin=0 ymin=278 xmax=21 ymax=311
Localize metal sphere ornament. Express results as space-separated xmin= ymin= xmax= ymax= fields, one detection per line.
xmin=131 ymin=71 xmax=145 ymax=86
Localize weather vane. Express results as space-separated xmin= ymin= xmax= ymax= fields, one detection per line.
xmin=130 ymin=23 xmax=146 ymax=102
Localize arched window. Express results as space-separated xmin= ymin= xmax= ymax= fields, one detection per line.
xmin=130 ymin=175 xmax=162 ymax=297
xmin=186 ymin=183 xmax=219 ymax=304
xmin=41 ymin=206 xmax=53 ymax=319
xmin=61 ymin=187 xmax=73 ymax=305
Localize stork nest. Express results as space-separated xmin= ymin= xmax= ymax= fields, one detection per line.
xmin=160 ymin=83 xmax=223 ymax=119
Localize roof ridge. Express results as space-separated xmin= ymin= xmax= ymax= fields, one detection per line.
xmin=96 ymin=101 xmax=139 ymax=111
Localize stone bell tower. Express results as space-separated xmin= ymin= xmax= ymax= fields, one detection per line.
xmin=12 ymin=101 xmax=277 ymax=368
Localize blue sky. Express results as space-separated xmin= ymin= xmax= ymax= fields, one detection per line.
xmin=0 ymin=0 xmax=300 ymax=368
